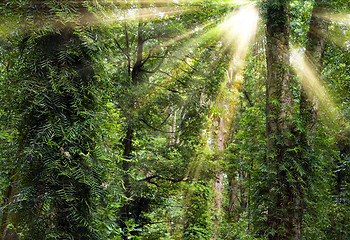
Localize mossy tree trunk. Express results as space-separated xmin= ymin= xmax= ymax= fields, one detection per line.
xmin=265 ymin=1 xmax=298 ymax=239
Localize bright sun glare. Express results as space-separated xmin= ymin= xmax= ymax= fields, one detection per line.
xmin=210 ymin=2 xmax=259 ymax=139
xmin=186 ymin=2 xmax=260 ymax=182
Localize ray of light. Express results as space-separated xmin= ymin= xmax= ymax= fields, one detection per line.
xmin=317 ymin=11 xmax=350 ymax=26
xmin=301 ymin=24 xmax=350 ymax=51
xmin=328 ymin=32 xmax=350 ymax=50
xmin=291 ymin=46 xmax=341 ymax=125
xmin=208 ymin=3 xmax=259 ymax=148
xmin=101 ymin=6 xmax=195 ymax=23
xmin=313 ymin=11 xmax=350 ymax=50
xmin=218 ymin=2 xmax=259 ymax=58
xmin=131 ymin=22 xmax=215 ymax=109
xmin=146 ymin=21 xmax=214 ymax=56
xmin=172 ymin=3 xmax=261 ymax=188
xmin=0 ymin=2 xmax=197 ymax=38
xmin=179 ymin=3 xmax=260 ymax=190
xmin=90 ymin=4 xmax=190 ymax=23
xmin=100 ymin=0 xmax=239 ymax=6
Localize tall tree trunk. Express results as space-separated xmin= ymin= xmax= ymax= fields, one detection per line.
xmin=212 ymin=110 xmax=225 ymax=239
xmin=297 ymin=2 xmax=329 ymax=239
xmin=120 ymin=13 xmax=144 ymax=239
xmin=265 ymin=1 xmax=297 ymax=239
xmin=120 ymin=126 xmax=134 ymax=240
xmin=0 ymin=173 xmax=19 ymax=240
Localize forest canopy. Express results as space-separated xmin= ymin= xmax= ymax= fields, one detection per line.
xmin=0 ymin=0 xmax=349 ymax=239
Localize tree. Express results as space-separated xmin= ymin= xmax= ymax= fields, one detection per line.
xmin=1 ymin=1 xmax=104 ymax=238
xmin=264 ymin=0 xmax=301 ymax=239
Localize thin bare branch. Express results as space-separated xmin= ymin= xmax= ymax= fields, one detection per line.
xmin=140 ymin=119 xmax=175 ymax=133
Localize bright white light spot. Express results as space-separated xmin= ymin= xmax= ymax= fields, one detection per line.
xmin=218 ymin=3 xmax=259 ymax=66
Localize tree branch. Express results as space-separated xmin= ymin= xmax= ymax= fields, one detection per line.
xmin=140 ymin=119 xmax=175 ymax=133
xmin=145 ymin=50 xmax=169 ymax=75
xmin=171 ymin=56 xmax=198 ymax=72
xmin=114 ymin=39 xmax=128 ymax=58
xmin=158 ymin=70 xmax=187 ymax=87
xmin=138 ymin=174 xmax=187 ymax=183
xmin=243 ymin=90 xmax=253 ymax=106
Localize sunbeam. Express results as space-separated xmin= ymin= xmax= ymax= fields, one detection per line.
xmin=211 ymin=3 xmax=259 ymax=143
xmin=180 ymin=3 xmax=260 ymax=200
xmin=314 ymin=11 xmax=350 ymax=50
xmin=3 ymin=1 xmax=350 ymax=238
xmin=131 ymin=22 xmax=215 ymax=111
xmin=178 ymin=3 xmax=260 ymax=187
xmin=101 ymin=6 xmax=195 ymax=23
xmin=0 ymin=1 xmax=198 ymax=38
xmin=317 ymin=11 xmax=350 ymax=27
xmin=218 ymin=2 xmax=259 ymax=59
xmin=291 ymin=47 xmax=341 ymax=124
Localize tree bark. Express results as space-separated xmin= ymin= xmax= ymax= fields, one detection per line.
xmin=265 ymin=1 xmax=297 ymax=239
xmin=120 ymin=126 xmax=133 ymax=240
xmin=212 ymin=103 xmax=226 ymax=239
xmin=120 ymin=13 xmax=144 ymax=239
xmin=0 ymin=173 xmax=19 ymax=240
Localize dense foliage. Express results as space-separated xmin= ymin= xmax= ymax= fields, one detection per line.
xmin=0 ymin=0 xmax=349 ymax=239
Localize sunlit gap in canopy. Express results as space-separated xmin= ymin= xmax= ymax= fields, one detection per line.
xmin=181 ymin=1 xmax=259 ymax=217
xmin=182 ymin=2 xmax=260 ymax=185
xmin=205 ymin=2 xmax=259 ymax=150
xmin=291 ymin=46 xmax=341 ymax=127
